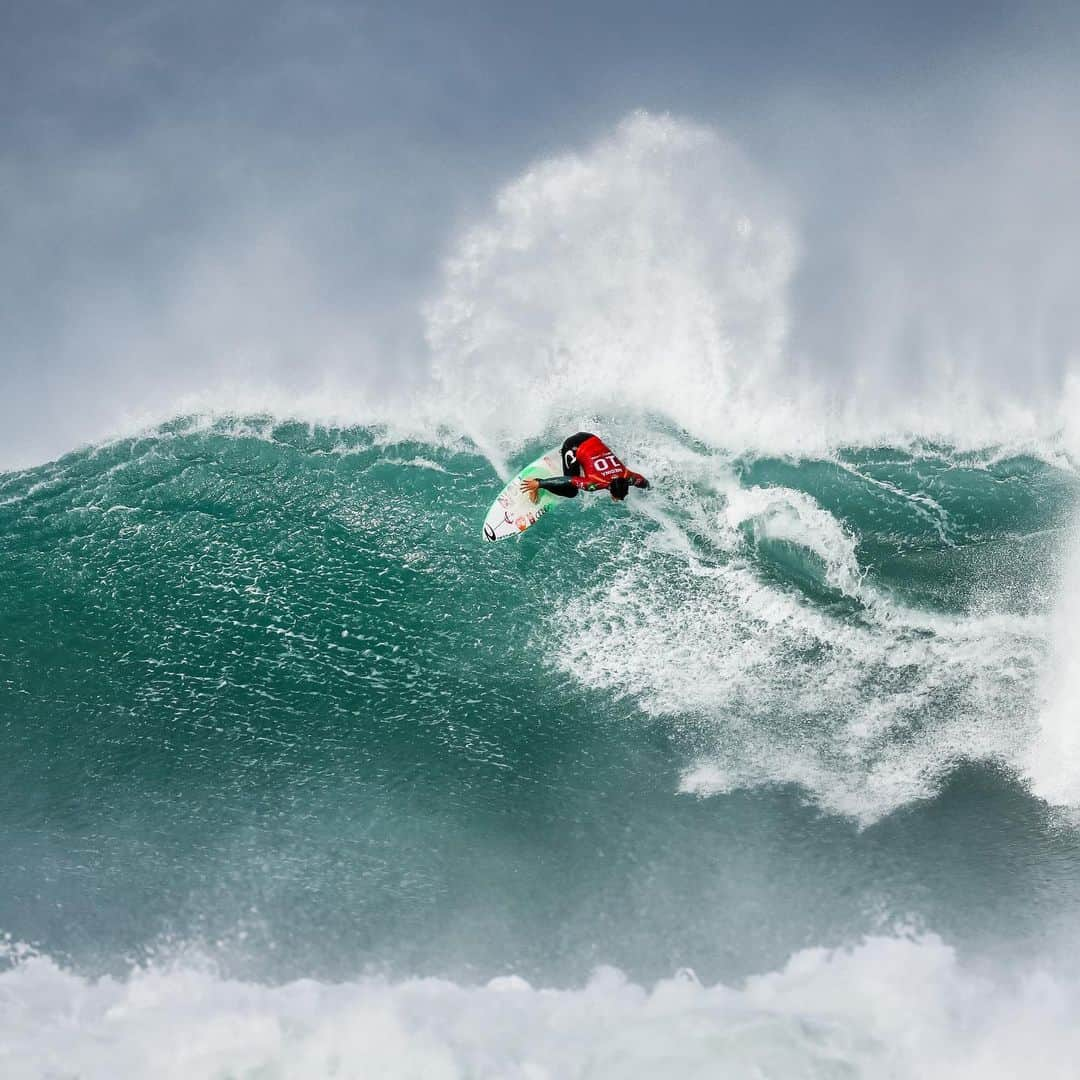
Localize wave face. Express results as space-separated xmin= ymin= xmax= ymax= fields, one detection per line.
xmin=3 ymin=417 xmax=1080 ymax=1077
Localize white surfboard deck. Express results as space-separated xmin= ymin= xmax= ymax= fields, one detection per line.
xmin=482 ymin=448 xmax=564 ymax=541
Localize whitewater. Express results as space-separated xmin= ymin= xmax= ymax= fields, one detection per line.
xmin=4 ymin=114 xmax=1080 ymax=1078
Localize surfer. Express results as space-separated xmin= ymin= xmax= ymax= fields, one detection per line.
xmin=521 ymin=432 xmax=649 ymax=503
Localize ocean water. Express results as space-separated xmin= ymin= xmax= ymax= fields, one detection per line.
xmin=3 ymin=418 xmax=1080 ymax=1078
xmin=5 ymin=113 xmax=1080 ymax=1078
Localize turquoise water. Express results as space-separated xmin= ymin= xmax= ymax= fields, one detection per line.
xmin=3 ymin=418 xmax=1080 ymax=1012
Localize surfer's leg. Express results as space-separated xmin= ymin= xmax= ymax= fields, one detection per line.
xmin=561 ymin=433 xmax=592 ymax=476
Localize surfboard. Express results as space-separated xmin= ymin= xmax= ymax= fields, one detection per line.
xmin=482 ymin=448 xmax=564 ymax=541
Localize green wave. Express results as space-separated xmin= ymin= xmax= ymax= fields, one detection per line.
xmin=1 ymin=418 xmax=1078 ymax=984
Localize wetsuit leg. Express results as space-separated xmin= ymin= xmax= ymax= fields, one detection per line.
xmin=561 ymin=432 xmax=593 ymax=476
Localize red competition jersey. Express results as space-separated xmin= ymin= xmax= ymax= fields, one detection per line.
xmin=569 ymin=435 xmax=647 ymax=491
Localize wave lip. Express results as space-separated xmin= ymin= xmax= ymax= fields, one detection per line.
xmin=724 ymin=483 xmax=866 ymax=600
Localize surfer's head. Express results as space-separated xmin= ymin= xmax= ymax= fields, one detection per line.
xmin=608 ymin=475 xmax=630 ymax=501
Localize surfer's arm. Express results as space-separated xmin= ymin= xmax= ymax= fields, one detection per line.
xmin=626 ymin=470 xmax=650 ymax=489
xmin=535 ymin=476 xmax=579 ymax=498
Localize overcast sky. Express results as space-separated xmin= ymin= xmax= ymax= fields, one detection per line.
xmin=3 ymin=1 xmax=1079 ymax=465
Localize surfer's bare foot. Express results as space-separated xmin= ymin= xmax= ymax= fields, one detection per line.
xmin=520 ymin=478 xmax=540 ymax=503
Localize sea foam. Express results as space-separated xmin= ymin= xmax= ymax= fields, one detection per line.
xmin=2 ymin=933 xmax=1079 ymax=1080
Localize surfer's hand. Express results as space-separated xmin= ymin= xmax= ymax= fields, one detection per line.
xmin=520 ymin=478 xmax=541 ymax=503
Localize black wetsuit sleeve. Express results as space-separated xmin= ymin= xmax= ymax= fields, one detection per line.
xmin=536 ymin=476 xmax=579 ymax=498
